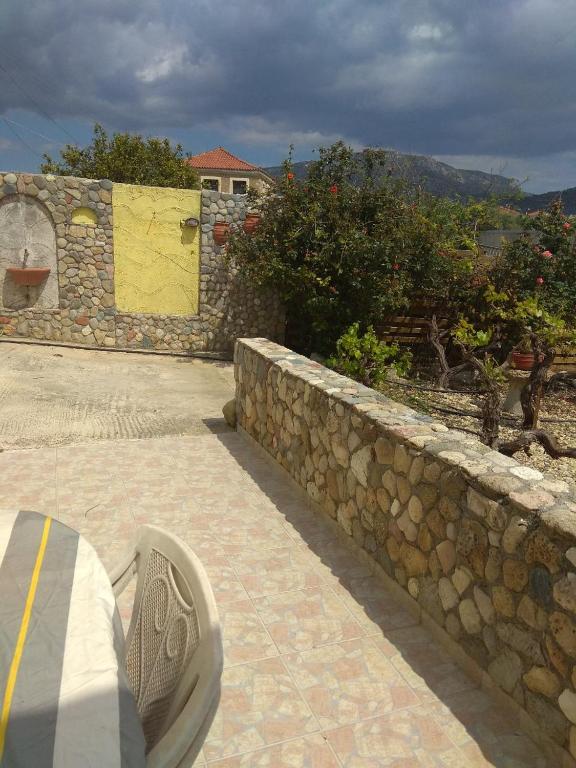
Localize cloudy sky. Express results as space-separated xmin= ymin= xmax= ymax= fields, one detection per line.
xmin=1 ymin=0 xmax=575 ymax=192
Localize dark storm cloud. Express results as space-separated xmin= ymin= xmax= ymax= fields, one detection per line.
xmin=1 ymin=0 xmax=575 ymax=172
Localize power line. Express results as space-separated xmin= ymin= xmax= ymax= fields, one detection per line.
xmin=0 ymin=63 xmax=79 ymax=144
xmin=1 ymin=117 xmax=44 ymax=159
xmin=2 ymin=117 xmax=61 ymax=146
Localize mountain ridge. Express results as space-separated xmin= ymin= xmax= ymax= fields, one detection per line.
xmin=513 ymin=186 xmax=576 ymax=215
xmin=264 ymin=150 xmax=575 ymax=214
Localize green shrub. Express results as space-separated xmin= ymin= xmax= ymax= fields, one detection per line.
xmin=326 ymin=323 xmax=411 ymax=387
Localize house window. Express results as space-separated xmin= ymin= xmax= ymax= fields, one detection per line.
xmin=231 ymin=178 xmax=249 ymax=195
xmin=202 ymin=177 xmax=220 ymax=191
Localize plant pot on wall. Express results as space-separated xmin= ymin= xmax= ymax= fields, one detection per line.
xmin=243 ymin=213 xmax=261 ymax=235
xmin=6 ymin=267 xmax=51 ymax=286
xmin=213 ymin=222 xmax=230 ymax=246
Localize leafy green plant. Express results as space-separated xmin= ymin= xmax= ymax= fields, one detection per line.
xmin=326 ymin=323 xmax=411 ymax=387
xmin=42 ymin=123 xmax=199 ymax=189
xmin=452 ymin=318 xmax=493 ymax=349
xmin=513 ymin=334 xmax=533 ymax=353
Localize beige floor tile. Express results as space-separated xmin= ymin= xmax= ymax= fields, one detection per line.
xmin=206 ymin=734 xmax=339 ymax=767
xmin=56 ymin=485 xmax=129 ymax=517
xmin=202 ymin=657 xmax=318 ymax=761
xmin=231 ymin=547 xmax=326 ymax=599
xmin=332 ymin=576 xmax=419 ymax=635
xmin=422 ymin=689 xmax=549 ymax=767
xmin=253 ymin=587 xmax=364 ymax=653
xmin=281 ymin=515 xmax=338 ymax=547
xmin=284 ymin=637 xmax=421 ymax=730
xmin=298 ymin=540 xmax=374 ymax=589
xmin=0 ymin=449 xmax=57 ymax=512
xmin=192 ymin=751 xmax=206 ymax=767
xmin=371 ymin=627 xmax=477 ymax=700
xmin=218 ymin=599 xmax=279 ymax=667
xmin=325 ymin=707 xmax=462 ymax=767
xmin=186 ymin=517 xmax=293 ymax=551
xmin=204 ymin=560 xmax=251 ymax=606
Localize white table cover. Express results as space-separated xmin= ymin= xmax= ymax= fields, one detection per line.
xmin=0 ymin=510 xmax=146 ymax=767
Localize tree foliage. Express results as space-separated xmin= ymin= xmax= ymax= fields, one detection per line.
xmin=228 ymin=141 xmax=494 ymax=355
xmin=41 ymin=123 xmax=199 ymax=189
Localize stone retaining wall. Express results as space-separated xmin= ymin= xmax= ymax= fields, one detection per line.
xmin=235 ymin=337 xmax=576 ymax=764
xmin=0 ymin=172 xmax=283 ymax=354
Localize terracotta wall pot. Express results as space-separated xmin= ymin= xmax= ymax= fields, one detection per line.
xmin=511 ymin=350 xmax=536 ymax=370
xmin=6 ymin=267 xmax=51 ymax=286
xmin=243 ymin=213 xmax=261 ymax=235
xmin=213 ymin=222 xmax=230 ymax=246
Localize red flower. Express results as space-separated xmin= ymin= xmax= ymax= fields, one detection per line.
xmin=535 ymin=276 xmax=544 ymax=285
xmin=287 ymin=172 xmax=294 ymax=180
xmin=392 ymin=263 xmax=400 ymax=270
xmin=564 ymin=222 xmax=571 ymax=230
xmin=542 ymin=250 xmax=553 ymax=259
xmin=329 ymin=184 xmax=338 ymax=194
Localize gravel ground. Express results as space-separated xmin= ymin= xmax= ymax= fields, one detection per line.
xmin=379 ymin=378 xmax=576 ymax=486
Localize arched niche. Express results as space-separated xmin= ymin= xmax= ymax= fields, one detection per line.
xmin=0 ymin=195 xmax=59 ymax=310
xmin=71 ymin=207 xmax=98 ymax=226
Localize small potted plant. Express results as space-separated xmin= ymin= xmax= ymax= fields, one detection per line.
xmin=511 ymin=335 xmax=537 ymax=370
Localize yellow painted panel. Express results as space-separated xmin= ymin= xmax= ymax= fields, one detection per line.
xmin=112 ymin=183 xmax=201 ymax=316
xmin=71 ymin=207 xmax=98 ymax=225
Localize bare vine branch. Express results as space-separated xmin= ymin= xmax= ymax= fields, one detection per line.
xmin=498 ymin=430 xmax=576 ymax=459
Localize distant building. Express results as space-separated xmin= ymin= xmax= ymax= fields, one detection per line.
xmin=186 ymin=147 xmax=274 ymax=195
xmin=477 ymin=228 xmax=538 ymax=258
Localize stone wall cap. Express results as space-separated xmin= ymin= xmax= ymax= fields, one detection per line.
xmin=237 ymin=337 xmax=576 ymax=537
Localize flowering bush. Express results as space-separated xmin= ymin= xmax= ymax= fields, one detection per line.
xmin=228 ymin=141 xmax=494 ymax=355
xmin=490 ymin=200 xmax=576 ymax=317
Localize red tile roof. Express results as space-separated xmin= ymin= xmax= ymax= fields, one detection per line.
xmin=186 ymin=147 xmax=260 ymax=172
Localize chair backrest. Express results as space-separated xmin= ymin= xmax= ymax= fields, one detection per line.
xmin=122 ymin=525 xmax=222 ymax=768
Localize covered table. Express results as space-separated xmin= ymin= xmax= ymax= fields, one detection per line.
xmin=0 ymin=510 xmax=146 ymax=767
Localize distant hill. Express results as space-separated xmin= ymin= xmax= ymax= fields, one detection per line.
xmin=265 ymin=149 xmax=522 ymax=201
xmin=512 ymin=187 xmax=576 ymax=215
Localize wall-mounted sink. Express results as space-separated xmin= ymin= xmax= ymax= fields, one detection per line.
xmin=6 ymin=267 xmax=51 ymax=286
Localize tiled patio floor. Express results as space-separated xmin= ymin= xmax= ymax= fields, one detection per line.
xmin=0 ymin=430 xmax=553 ymax=767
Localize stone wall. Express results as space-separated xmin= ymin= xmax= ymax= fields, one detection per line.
xmin=235 ymin=337 xmax=576 ymax=765
xmin=200 ymin=191 xmax=284 ymax=352
xmin=0 ymin=172 xmax=283 ymax=354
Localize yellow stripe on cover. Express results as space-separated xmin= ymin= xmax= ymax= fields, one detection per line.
xmin=0 ymin=515 xmax=52 ymax=760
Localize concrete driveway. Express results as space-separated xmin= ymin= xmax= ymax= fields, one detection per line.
xmin=0 ymin=341 xmax=234 ymax=449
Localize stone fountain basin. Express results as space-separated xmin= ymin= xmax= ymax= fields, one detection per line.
xmin=6 ymin=267 xmax=51 ymax=286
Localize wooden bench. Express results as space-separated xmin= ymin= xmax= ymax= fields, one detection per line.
xmin=377 ymin=306 xmax=576 ymax=373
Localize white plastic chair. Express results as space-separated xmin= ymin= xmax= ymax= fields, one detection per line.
xmin=110 ymin=525 xmax=223 ymax=768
